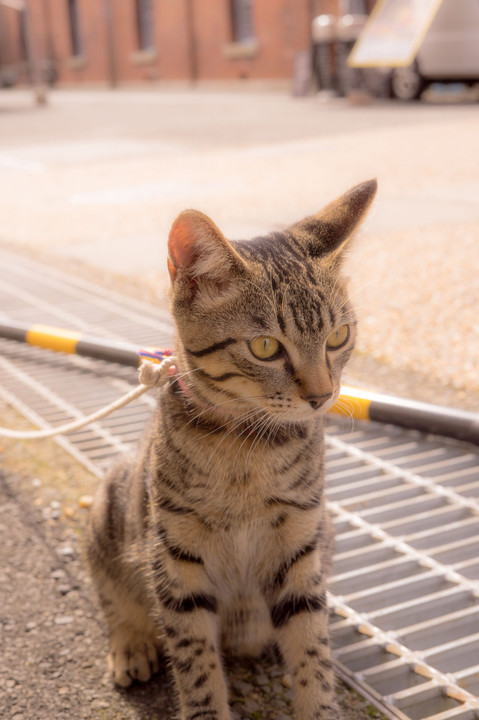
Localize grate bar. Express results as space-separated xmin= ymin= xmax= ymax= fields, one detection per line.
xmin=396 ymin=606 xmax=479 ymax=653
xmin=0 ymin=277 xmax=95 ymax=331
xmin=329 ymin=503 xmax=479 ymax=599
xmin=327 ymin=435 xmax=479 ymax=515
xmin=0 ymin=248 xmax=174 ymax=336
xmin=0 ymin=353 xmax=131 ymax=454
xmin=366 ymin=587 xmax=475 ymax=631
xmin=403 ymin=516 xmax=479 ymax=548
xmin=0 ymin=382 xmax=102 ymax=478
xmin=424 ymin=710 xmax=479 ymax=720
xmin=329 ymin=596 xmax=479 ymax=711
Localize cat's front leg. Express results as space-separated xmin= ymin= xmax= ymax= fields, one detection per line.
xmin=276 ymin=610 xmax=341 ymax=720
xmin=268 ymin=554 xmax=341 ymax=720
xmin=150 ymin=544 xmax=231 ymax=720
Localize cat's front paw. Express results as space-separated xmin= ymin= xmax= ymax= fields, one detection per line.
xmin=108 ymin=632 xmax=160 ymax=687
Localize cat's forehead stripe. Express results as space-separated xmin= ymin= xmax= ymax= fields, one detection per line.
xmin=276 ymin=307 xmax=286 ymax=334
xmin=234 ymin=233 xmax=318 ymax=288
xmin=233 ymin=235 xmax=342 ymax=339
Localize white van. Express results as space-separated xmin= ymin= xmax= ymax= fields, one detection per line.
xmin=390 ymin=0 xmax=479 ymax=99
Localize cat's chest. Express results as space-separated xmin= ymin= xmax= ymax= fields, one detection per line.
xmin=181 ymin=461 xmax=281 ymax=524
xmin=210 ymin=522 xmax=266 ymax=589
xmin=180 ymin=438 xmax=323 ymax=526
xmin=185 ymin=421 xmax=320 ymax=480
xmin=156 ymin=401 xmax=324 ymax=523
xmin=194 ymin=436 xmax=304 ymax=482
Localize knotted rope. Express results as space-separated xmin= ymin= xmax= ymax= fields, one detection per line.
xmin=0 ymin=355 xmax=177 ymax=440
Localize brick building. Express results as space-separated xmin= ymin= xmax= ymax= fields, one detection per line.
xmin=0 ymin=0 xmax=376 ymax=88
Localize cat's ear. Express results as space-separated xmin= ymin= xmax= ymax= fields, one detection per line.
xmin=168 ymin=209 xmax=246 ymax=300
xmin=294 ymin=179 xmax=377 ymax=260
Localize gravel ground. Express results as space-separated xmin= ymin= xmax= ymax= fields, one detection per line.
xmin=345 ymin=221 xmax=479 ymax=408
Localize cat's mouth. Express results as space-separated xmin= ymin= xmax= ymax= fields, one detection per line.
xmin=271 ymin=403 xmax=332 ymax=422
xmin=264 ymin=386 xmax=339 ymax=420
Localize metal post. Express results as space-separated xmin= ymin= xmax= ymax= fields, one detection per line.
xmin=41 ymin=0 xmax=57 ymax=84
xmin=21 ymin=0 xmax=47 ymax=104
xmin=185 ymin=0 xmax=198 ymax=84
xmin=103 ymin=0 xmax=117 ymax=87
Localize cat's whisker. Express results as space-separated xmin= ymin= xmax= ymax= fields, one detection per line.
xmin=254 ymin=418 xmax=278 ymax=460
xmin=198 ymin=407 xmax=262 ymax=443
xmin=205 ymin=408 xmax=267 ymax=467
xmin=208 ymin=407 xmax=264 ymax=444
xmin=232 ymin=411 xmax=273 ymax=465
xmin=242 ymin=276 xmax=277 ymax=316
xmin=230 ymin=409 xmax=271 ymax=451
xmin=244 ymin=413 xmax=279 ymax=466
xmin=328 ymin=398 xmax=357 ymax=433
xmin=185 ymin=393 xmax=268 ymax=429
xmin=267 ymin=416 xmax=285 ymax=453
xmin=327 ymin=276 xmax=342 ymax=310
xmin=167 ymin=367 xmax=204 ymax=391
xmin=204 ymin=401 xmax=266 ymax=436
xmin=329 ymin=282 xmax=351 ymax=320
xmin=334 ymin=293 xmax=359 ymax=317
xmin=169 ymin=364 xmax=203 ymax=380
xmin=259 ymin=425 xmax=277 ymax=458
xmin=238 ymin=409 xmax=278 ymax=458
xmin=352 ymin=278 xmax=380 ymax=293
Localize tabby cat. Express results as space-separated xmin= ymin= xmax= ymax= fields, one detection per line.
xmin=86 ymin=179 xmax=377 ymax=720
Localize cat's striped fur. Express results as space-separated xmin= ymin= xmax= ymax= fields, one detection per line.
xmin=86 ymin=179 xmax=377 ymax=720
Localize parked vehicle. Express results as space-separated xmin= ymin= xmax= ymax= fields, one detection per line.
xmin=390 ymin=0 xmax=479 ymax=100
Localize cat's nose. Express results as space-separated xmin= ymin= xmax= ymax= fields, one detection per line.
xmin=306 ymin=393 xmax=332 ymax=410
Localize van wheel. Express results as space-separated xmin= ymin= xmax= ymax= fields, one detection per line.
xmin=391 ymin=63 xmax=426 ymax=101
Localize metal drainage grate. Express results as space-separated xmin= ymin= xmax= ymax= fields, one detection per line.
xmin=0 ymin=246 xmax=173 ymax=476
xmin=0 ymin=247 xmax=478 ymax=720
xmin=326 ymin=424 xmax=479 ymax=720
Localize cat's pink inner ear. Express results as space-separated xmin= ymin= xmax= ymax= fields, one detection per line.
xmin=168 ymin=210 xmax=231 ymax=283
xmin=168 ymin=213 xmax=200 ymax=281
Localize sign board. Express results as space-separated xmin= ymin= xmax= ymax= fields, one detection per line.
xmin=348 ymin=0 xmax=443 ymax=68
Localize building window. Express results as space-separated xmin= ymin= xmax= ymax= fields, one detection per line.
xmin=223 ymin=0 xmax=258 ymax=60
xmin=67 ymin=0 xmax=83 ymax=57
xmin=135 ymin=0 xmax=154 ymax=51
xmin=18 ymin=9 xmax=28 ymax=61
xmin=340 ymin=0 xmax=367 ymax=13
xmin=230 ymin=0 xmax=255 ymax=43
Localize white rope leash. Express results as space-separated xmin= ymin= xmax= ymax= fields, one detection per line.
xmin=0 ymin=356 xmax=177 ymax=440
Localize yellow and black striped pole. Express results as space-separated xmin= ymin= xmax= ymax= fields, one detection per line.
xmin=331 ymin=385 xmax=479 ymax=447
xmin=1 ymin=319 xmax=478 ymax=446
xmin=1 ymin=319 xmax=141 ymax=368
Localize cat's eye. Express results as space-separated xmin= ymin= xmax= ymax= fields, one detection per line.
xmin=249 ymin=336 xmax=281 ymax=360
xmin=326 ymin=324 xmax=350 ymax=350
